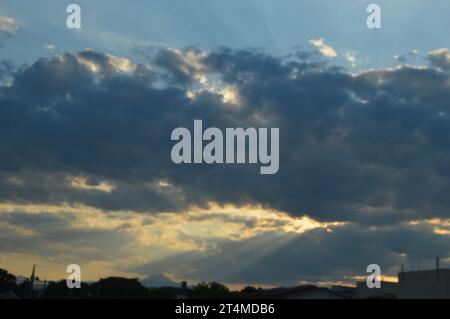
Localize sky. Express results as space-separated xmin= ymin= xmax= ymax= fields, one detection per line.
xmin=1 ymin=0 xmax=450 ymax=288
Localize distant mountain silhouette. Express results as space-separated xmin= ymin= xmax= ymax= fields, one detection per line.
xmin=140 ymin=274 xmax=178 ymax=288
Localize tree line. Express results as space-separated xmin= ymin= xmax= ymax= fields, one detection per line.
xmin=0 ymin=268 xmax=263 ymax=299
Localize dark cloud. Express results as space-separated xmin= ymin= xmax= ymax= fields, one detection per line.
xmin=0 ymin=60 xmax=14 ymax=81
xmin=154 ymin=47 xmax=207 ymax=86
xmin=1 ymin=48 xmax=450 ymax=227
xmin=3 ymin=47 xmax=450 ymax=284
xmin=132 ymin=223 xmax=450 ymax=286
xmin=427 ymin=49 xmax=450 ymax=71
xmin=394 ymin=50 xmax=419 ymax=63
xmin=0 ymin=210 xmax=136 ymax=261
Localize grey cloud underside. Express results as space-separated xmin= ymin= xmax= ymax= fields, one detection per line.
xmin=0 ymin=210 xmax=135 ymax=261
xmin=0 ymin=61 xmax=14 ymax=82
xmin=1 ymin=48 xmax=450 ymax=224
xmin=132 ymin=224 xmax=450 ymax=285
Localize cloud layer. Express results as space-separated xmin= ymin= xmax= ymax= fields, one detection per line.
xmin=0 ymin=16 xmax=20 ymax=47
xmin=2 ymin=46 xmax=450 ymax=284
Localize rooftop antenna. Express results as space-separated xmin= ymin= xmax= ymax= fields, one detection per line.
xmin=28 ymin=265 xmax=36 ymax=299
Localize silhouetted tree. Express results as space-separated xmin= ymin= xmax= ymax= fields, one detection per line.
xmin=89 ymin=277 xmax=151 ymax=299
xmin=240 ymin=286 xmax=263 ymax=297
xmin=189 ymin=282 xmax=238 ymax=299
xmin=42 ymin=280 xmax=90 ymax=299
xmin=146 ymin=287 xmax=178 ymax=299
xmin=1 ymin=268 xmax=257 ymax=299
xmin=0 ymin=268 xmax=19 ymax=295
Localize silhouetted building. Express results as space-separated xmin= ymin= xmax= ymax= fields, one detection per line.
xmin=249 ymin=285 xmax=345 ymax=299
xmin=331 ymin=285 xmax=356 ymax=299
xmin=357 ymin=259 xmax=450 ymax=299
xmin=0 ymin=291 xmax=20 ymax=299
